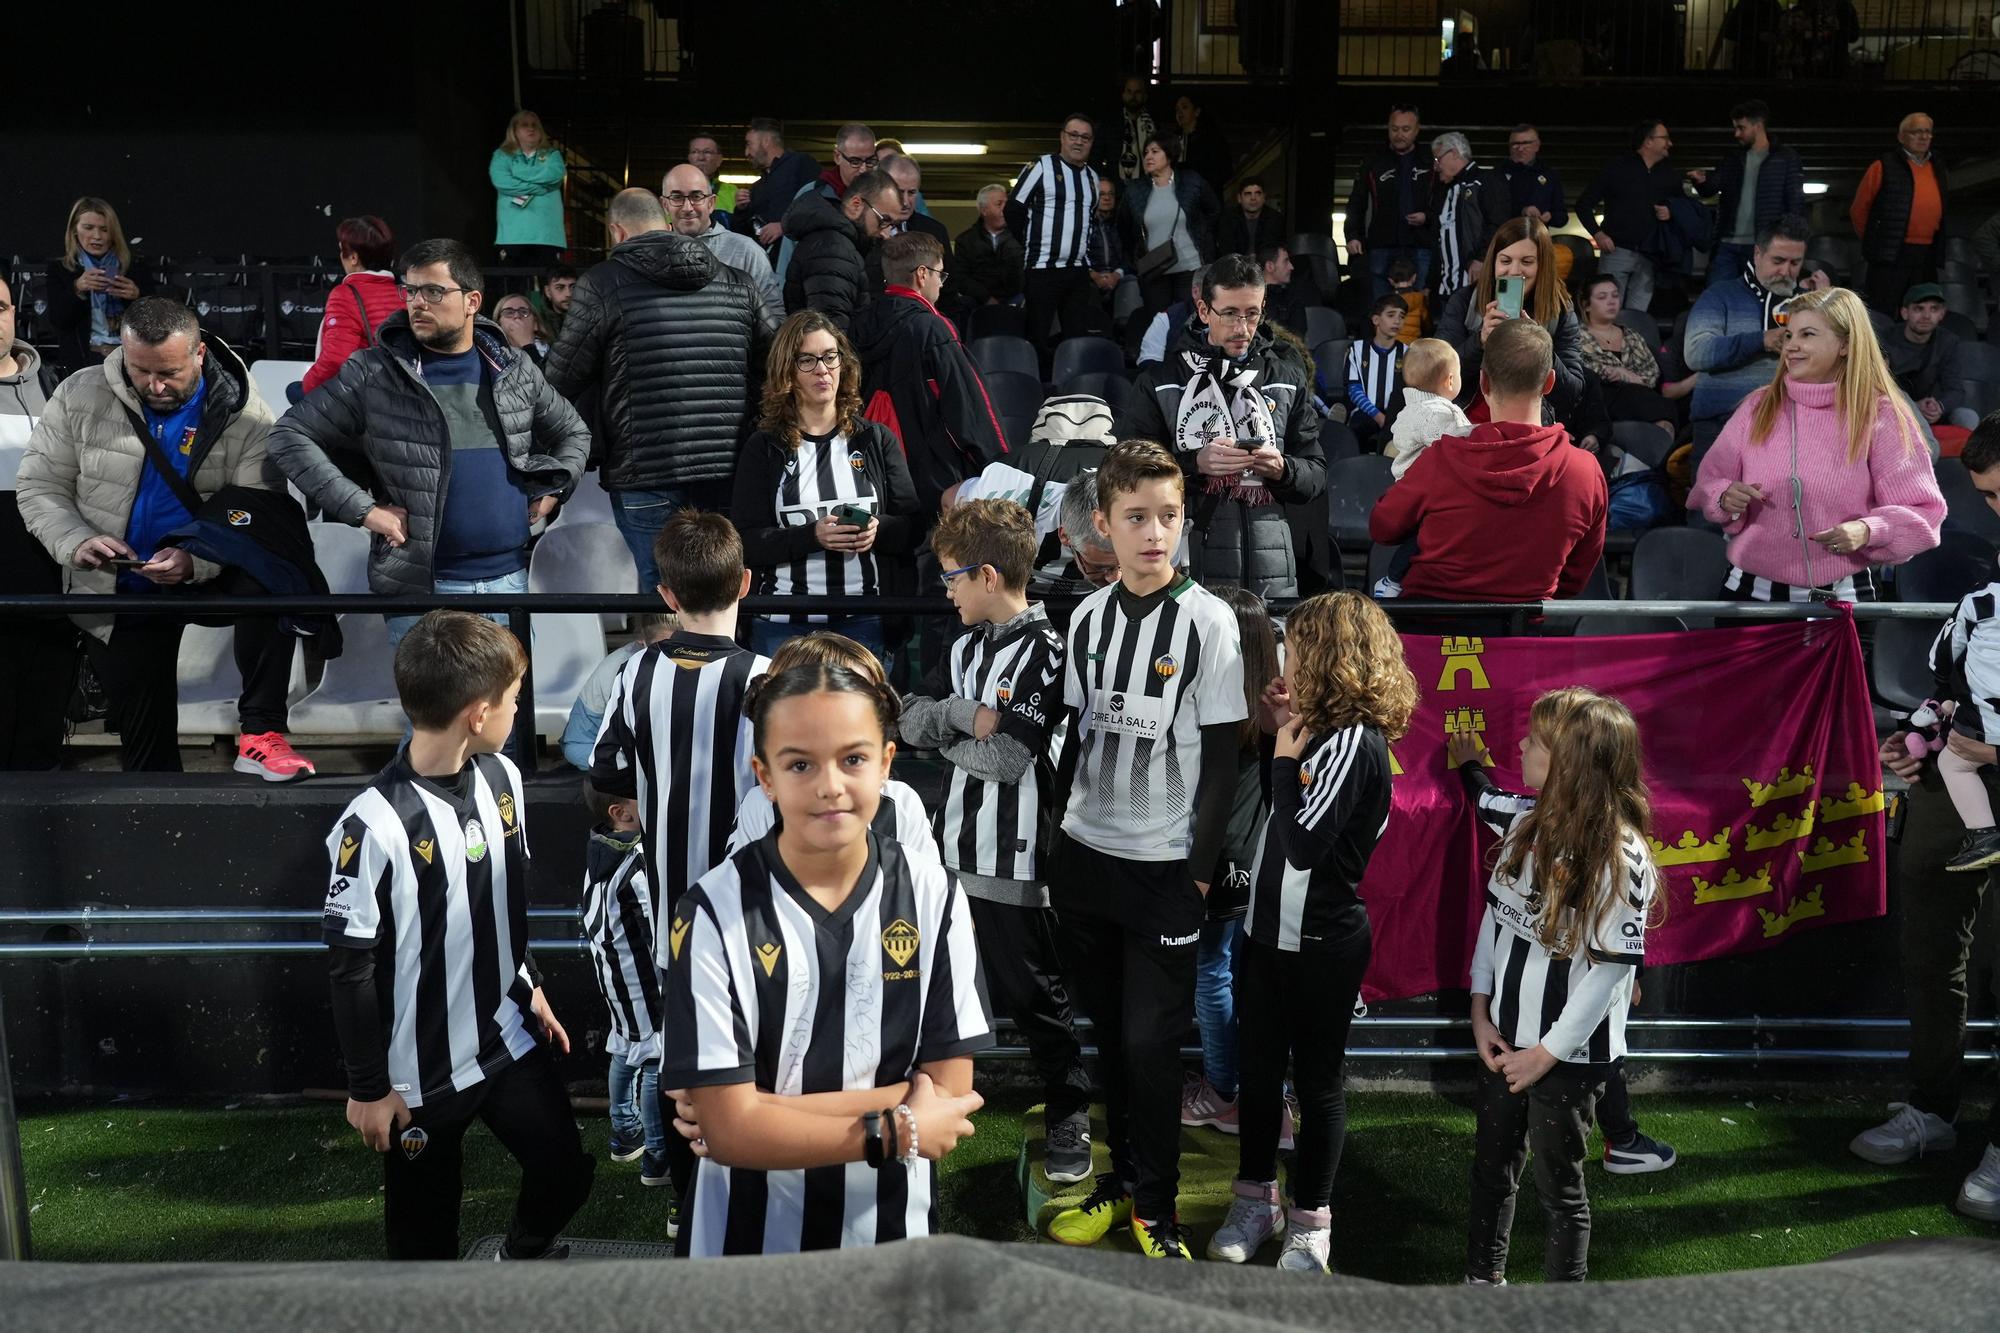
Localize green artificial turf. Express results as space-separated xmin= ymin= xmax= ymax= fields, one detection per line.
xmin=16 ymin=1086 xmax=1996 ymax=1277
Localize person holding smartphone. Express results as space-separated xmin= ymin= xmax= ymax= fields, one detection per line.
xmin=1436 ymin=216 xmax=1587 ymax=435
xmin=733 ymin=310 xmax=923 ymax=659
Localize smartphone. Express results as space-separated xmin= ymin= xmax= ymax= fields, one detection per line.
xmin=1497 ymin=275 xmax=1525 ymax=320
xmin=102 ymin=557 xmax=150 ymax=570
xmin=834 ymin=504 xmax=875 ymax=527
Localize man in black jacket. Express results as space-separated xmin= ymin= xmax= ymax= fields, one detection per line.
xmin=955 ymin=185 xmax=1026 ymax=311
xmin=1576 ymin=119 xmax=1682 ymax=314
xmin=734 ymin=118 xmax=821 ymax=252
xmin=1345 ymin=104 xmax=1433 ymax=298
xmin=1688 ymin=100 xmax=1805 ymax=286
xmin=1215 ymin=178 xmax=1288 ymax=261
xmin=783 ymin=168 xmax=899 ymax=333
xmin=543 ymin=190 xmax=777 ymax=589
xmin=1428 ymin=132 xmax=1508 ymax=302
xmin=851 ymin=233 xmax=1009 ymax=513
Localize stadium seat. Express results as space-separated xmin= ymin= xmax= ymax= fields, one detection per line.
xmin=286 ymin=524 xmax=400 ymax=735
xmin=1896 ymin=530 xmax=1996 ymax=605
xmin=532 ymin=611 xmax=610 ymax=740
xmin=1611 ymin=421 xmax=1673 ymax=469
xmin=965 ymin=303 xmax=1026 ymax=343
xmin=1954 ymin=341 xmax=2000 ymax=385
xmin=1941 ymin=310 xmax=1982 ymax=343
xmin=1060 ymin=372 xmax=1137 ymax=416
xmin=525 ymin=522 xmax=631 ymax=736
xmin=1051 ymin=336 xmax=1126 ymax=384
xmin=1629 ymin=527 xmax=1728 ymax=602
xmin=175 ymin=629 xmax=309 ymax=737
xmin=1805 ymin=237 xmax=1860 ymax=282
xmin=551 ymin=468 xmax=617 ymax=528
xmin=1616 ymin=310 xmax=1661 ymax=352
xmin=1314 ymin=337 xmax=1353 ymax=399
xmin=1942 ymin=259 xmax=1979 ymax=288
xmin=970 ymin=335 xmax=1040 ymax=382
xmin=1326 ymin=454 xmax=1394 ymax=552
xmin=1936 ymin=455 xmax=2000 ymax=544
xmin=1959 ymin=379 xmax=2000 ymax=421
xmin=1303 ymin=306 xmax=1343 ymax=346
xmin=248 ymin=359 xmax=315 ymax=420
xmin=1285 ymin=233 xmax=1340 ymax=297
xmin=1321 ymin=420 xmax=1360 ymax=462
xmin=982 ymin=370 xmax=1047 ymax=449
xmin=1944 ymin=284 xmax=1988 ymax=332
xmin=1872 ymin=617 xmax=1938 ymax=714
xmin=1944 ymin=236 xmax=1976 ymax=268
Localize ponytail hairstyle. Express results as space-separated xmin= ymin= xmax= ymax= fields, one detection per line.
xmin=742 ymin=660 xmax=901 ymax=764
xmin=1494 ymin=688 xmax=1660 ymax=958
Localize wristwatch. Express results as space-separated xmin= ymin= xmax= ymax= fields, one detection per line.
xmin=862 ymin=1110 xmax=886 ymax=1169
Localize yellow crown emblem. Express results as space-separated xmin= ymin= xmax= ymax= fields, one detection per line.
xmin=1819 ymin=783 xmax=1887 ymax=823
xmin=1758 ymin=886 xmax=1828 ymax=939
xmin=1691 ymin=865 xmax=1775 ymax=904
xmin=1743 ymin=765 xmax=1815 ymax=808
xmin=1650 ymin=829 xmax=1731 ymax=866
xmin=755 ymin=941 xmax=782 ymax=977
xmin=1745 ymin=807 xmax=1816 ymax=851
xmin=882 ymin=919 xmax=920 ymax=970
xmin=1799 ymin=829 xmax=1870 ymax=874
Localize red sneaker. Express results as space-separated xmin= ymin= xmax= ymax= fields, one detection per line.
xmin=235 ymin=732 xmax=316 ymax=783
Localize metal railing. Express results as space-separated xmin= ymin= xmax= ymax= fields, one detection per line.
xmin=517 ymin=0 xmax=682 ymax=83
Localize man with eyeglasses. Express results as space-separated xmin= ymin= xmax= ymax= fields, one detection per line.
xmin=686 ymin=134 xmax=736 ymax=223
xmin=542 ymin=190 xmax=777 ymax=589
xmin=1115 ymin=253 xmax=1326 ymax=600
xmin=850 ymin=233 xmax=1008 ymax=513
xmin=782 ymin=167 xmax=900 ymax=332
xmin=268 ymin=238 xmax=590 ymax=648
xmin=815 ymin=122 xmax=880 ymax=202
xmin=1498 ymin=125 xmax=1566 ymax=230
xmin=1576 ymin=119 xmax=1682 ymax=314
xmin=1007 ymin=115 xmax=1104 ymax=372
xmin=1031 ymin=470 xmax=1121 ymax=597
xmin=734 ymin=118 xmax=820 ymax=253
xmin=1852 ymin=113 xmax=1948 ymax=317
xmin=664 ymin=163 xmax=783 ymax=316
xmin=1428 ymin=131 xmax=1507 ymax=301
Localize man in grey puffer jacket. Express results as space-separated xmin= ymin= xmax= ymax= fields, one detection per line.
xmin=267 ymin=239 xmax=589 ymax=647
xmin=1116 ymin=254 xmax=1326 ymax=600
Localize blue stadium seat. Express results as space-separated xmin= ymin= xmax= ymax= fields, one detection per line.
xmin=970 ymin=335 xmax=1040 ymax=382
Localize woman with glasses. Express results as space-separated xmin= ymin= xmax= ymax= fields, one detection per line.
xmin=1116 ymin=131 xmax=1221 ymax=323
xmin=491 ymin=294 xmax=546 ymax=366
xmin=490 ymin=111 xmax=567 ymax=269
xmin=301 ymin=216 xmax=400 ymax=394
xmin=1690 ymin=286 xmax=1943 ymax=603
xmin=732 ymin=310 xmax=922 ymax=658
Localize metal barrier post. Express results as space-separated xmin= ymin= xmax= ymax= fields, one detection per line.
xmin=0 ymin=993 xmax=31 ymax=1259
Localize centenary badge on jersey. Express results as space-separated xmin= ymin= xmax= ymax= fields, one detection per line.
xmin=882 ymin=919 xmax=920 ymax=970
xmin=669 ymin=915 xmax=690 ymax=962
xmin=226 ymin=510 xmax=252 ymax=527
xmin=338 ymin=835 xmax=359 ymax=870
xmin=464 ymin=819 xmax=488 ymax=863
xmin=414 ymin=838 xmax=435 ymax=865
xmin=400 ymin=1126 xmax=429 ymax=1161
xmin=1154 ymin=653 xmax=1178 ymax=680
xmin=755 ymin=941 xmax=782 ymax=977
xmin=498 ymin=791 xmax=517 ymax=832
xmin=849 ymin=450 xmax=866 ymax=470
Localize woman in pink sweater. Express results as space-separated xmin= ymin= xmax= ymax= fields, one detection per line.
xmin=1690 ymin=287 xmax=1943 ymax=601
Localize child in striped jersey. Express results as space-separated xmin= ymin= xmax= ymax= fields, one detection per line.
xmin=1451 ymin=687 xmax=1663 ymax=1284
xmin=580 ymin=786 xmax=666 ymax=1190
xmin=727 ymin=633 xmax=941 ymax=865
xmin=900 ymin=499 xmax=1091 ymax=1186
xmin=660 ymin=662 xmax=991 ymax=1257
xmin=1207 ymin=592 xmax=1415 ymax=1274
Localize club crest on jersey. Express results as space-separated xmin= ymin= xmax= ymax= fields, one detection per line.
xmin=1153 ymin=653 xmax=1178 ymax=680
xmin=178 ymin=427 xmax=197 ymax=456
xmin=338 ymin=835 xmax=359 ymax=869
xmin=464 ymin=820 xmax=488 ymax=863
xmin=413 ymin=838 xmax=435 ymax=865
xmin=669 ymin=915 xmax=690 ymax=962
xmin=1300 ymin=764 xmax=1313 ymax=789
xmin=497 ymin=791 xmax=517 ymax=831
xmin=848 ymin=450 xmax=866 ymax=470
xmin=226 ymin=509 xmax=252 ymax=527
xmin=882 ymin=919 xmax=920 ymax=970
xmin=755 ymin=941 xmax=782 ymax=977
xmin=400 ymin=1126 xmax=429 ymax=1160
xmin=995 ymin=677 xmax=1012 ymax=704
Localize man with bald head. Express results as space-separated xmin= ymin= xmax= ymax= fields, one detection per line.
xmin=545 ymin=188 xmax=778 ymax=587
xmin=1852 ymin=113 xmax=1949 ymax=315
xmin=664 ymin=163 xmax=783 ymax=315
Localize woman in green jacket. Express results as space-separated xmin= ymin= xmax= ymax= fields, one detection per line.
xmin=490 ymin=110 xmax=568 ymax=267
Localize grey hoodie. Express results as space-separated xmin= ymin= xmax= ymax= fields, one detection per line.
xmin=0 ymin=342 xmax=49 ymax=424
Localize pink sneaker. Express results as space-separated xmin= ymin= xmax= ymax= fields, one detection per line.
xmin=1180 ymin=1076 xmax=1240 ymax=1133
xmin=236 ymin=731 xmax=316 ymax=783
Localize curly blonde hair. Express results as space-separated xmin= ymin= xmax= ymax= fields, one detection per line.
xmin=1283 ymin=592 xmax=1417 ymax=741
xmin=758 ymin=310 xmax=863 ymax=448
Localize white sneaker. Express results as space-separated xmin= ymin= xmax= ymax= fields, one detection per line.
xmin=1849 ymin=1103 xmax=1957 ymax=1165
xmin=1206 ymin=1182 xmax=1285 ymax=1263
xmin=1275 ymin=1209 xmax=1331 ymax=1273
xmin=1957 ymin=1143 xmax=2000 ymax=1222
xmin=1278 ymin=1089 xmax=1298 ymax=1152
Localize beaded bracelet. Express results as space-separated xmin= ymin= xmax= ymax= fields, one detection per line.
xmin=893 ymin=1103 xmax=920 ymax=1165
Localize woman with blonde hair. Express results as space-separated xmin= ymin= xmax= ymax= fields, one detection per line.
xmin=490 ymin=110 xmax=568 ymax=267
xmin=1690 ymin=285 xmax=1944 ymax=601
xmin=730 ymin=310 xmax=922 ymax=658
xmin=1436 ymin=214 xmax=1586 ymax=428
xmin=46 ymin=196 xmax=154 ymax=374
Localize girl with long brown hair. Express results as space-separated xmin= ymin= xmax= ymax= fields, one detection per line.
xmin=1450 ymin=687 xmax=1662 ymax=1283
xmin=730 ymin=310 xmax=921 ymax=659
xmin=1207 ymin=591 xmax=1417 ymax=1274
xmin=1436 ymin=214 xmax=1587 ymax=427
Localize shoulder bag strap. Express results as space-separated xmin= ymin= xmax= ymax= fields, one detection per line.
xmin=122 ymin=405 xmax=208 ymax=517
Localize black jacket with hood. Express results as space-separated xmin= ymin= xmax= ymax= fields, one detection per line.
xmin=544 ymin=229 xmax=777 ymax=491
xmin=782 ymin=192 xmax=872 ymax=330
xmin=850 ymin=288 xmax=1009 ymax=511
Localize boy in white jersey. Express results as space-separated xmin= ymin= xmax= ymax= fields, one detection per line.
xmin=1044 ymin=441 xmax=1248 ymax=1261
xmin=900 ymin=499 xmax=1092 ymax=1185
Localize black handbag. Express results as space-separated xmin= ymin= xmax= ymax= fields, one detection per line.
xmin=1136 ymin=198 xmax=1185 ymax=278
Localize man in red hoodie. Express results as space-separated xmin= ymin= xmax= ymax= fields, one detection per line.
xmin=1369 ymin=318 xmax=1606 ymax=602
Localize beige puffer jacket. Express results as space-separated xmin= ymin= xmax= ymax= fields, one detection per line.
xmin=15 ymin=338 xmax=275 ymax=642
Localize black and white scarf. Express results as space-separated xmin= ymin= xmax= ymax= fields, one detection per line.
xmin=1171 ymin=347 xmax=1279 ymax=508
xmin=1741 ymin=262 xmax=1789 ymax=331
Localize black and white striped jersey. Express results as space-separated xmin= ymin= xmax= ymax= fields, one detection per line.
xmin=589 ymin=631 xmax=769 ymax=920
xmin=322 ymin=752 xmax=539 ymax=1109
xmin=1245 ymin=724 xmax=1393 ymax=952
xmin=580 ymin=830 xmax=661 ymax=1064
xmin=1010 ymin=154 xmax=1099 ymax=270
xmin=660 ymin=832 xmax=993 ymax=1257
xmin=918 ymin=613 xmax=1067 ymax=880
xmin=1436 ymin=171 xmax=1473 ymax=297
xmin=725 ymin=779 xmax=942 ymax=869
xmin=1930 ymin=584 xmax=2000 ymax=740
xmin=1061 ymin=576 xmax=1248 ymax=861
xmin=1463 ymin=767 xmax=1654 ymax=1064
xmin=1344 ymin=339 xmax=1404 ymax=420
xmin=765 ymin=429 xmax=881 ymax=624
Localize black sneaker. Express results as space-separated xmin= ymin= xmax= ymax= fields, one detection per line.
xmin=1946 ymin=827 xmax=2000 ymax=874
xmin=494 ymin=1241 xmax=571 ymax=1260
xmin=1044 ymin=1110 xmax=1092 ymax=1185
xmin=1602 ymin=1130 xmax=1678 ymax=1175
xmin=608 ymin=1134 xmax=644 ymax=1163
xmin=641 ymin=1150 xmax=670 ymax=1186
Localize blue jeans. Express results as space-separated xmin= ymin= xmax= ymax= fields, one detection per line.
xmin=384 ymin=567 xmax=529 ymax=653
xmin=607 ymin=1055 xmax=665 ymax=1153
xmin=752 ymin=614 xmax=884 ymax=661
xmin=1368 ymin=246 xmax=1433 ymax=299
xmin=1196 ymin=917 xmax=1244 ymax=1099
xmin=611 ymin=483 xmax=733 ymax=593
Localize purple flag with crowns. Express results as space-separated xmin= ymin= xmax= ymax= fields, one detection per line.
xmin=1358 ymin=610 xmax=1886 ymax=1003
